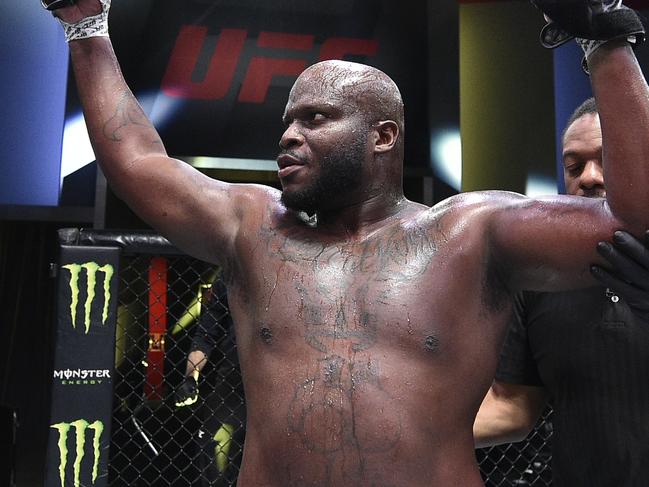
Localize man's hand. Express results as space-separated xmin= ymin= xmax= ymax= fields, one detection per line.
xmin=591 ymin=230 xmax=649 ymax=321
xmin=174 ymin=374 xmax=199 ymax=407
xmin=530 ymin=0 xmax=645 ymax=50
xmin=42 ymin=0 xmax=74 ymax=11
xmin=43 ymin=0 xmax=108 ymax=41
xmin=42 ymin=0 xmax=101 ymax=20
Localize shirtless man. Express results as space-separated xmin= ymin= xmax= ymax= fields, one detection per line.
xmin=44 ymin=0 xmax=649 ymax=485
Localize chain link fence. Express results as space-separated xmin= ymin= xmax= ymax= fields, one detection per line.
xmin=62 ymin=232 xmax=553 ymax=486
xmin=109 ymin=252 xmax=245 ymax=486
xmin=477 ymin=409 xmax=553 ymax=486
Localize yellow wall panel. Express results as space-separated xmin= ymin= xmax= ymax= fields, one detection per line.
xmin=460 ymin=1 xmax=555 ymax=193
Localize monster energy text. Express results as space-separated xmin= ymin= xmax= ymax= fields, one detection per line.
xmin=50 ymin=419 xmax=104 ymax=487
xmin=62 ymin=262 xmax=114 ymax=333
xmin=54 ymin=368 xmax=111 ymax=385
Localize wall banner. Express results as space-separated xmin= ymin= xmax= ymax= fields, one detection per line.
xmin=45 ymin=245 xmax=120 ymax=487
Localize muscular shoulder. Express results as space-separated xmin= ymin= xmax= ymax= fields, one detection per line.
xmin=432 ymin=190 xmax=526 ymax=212
xmin=422 ymin=190 xmax=528 ymax=230
xmin=232 ymin=183 xmax=315 ymax=246
xmin=230 ymin=183 xmax=283 ymax=218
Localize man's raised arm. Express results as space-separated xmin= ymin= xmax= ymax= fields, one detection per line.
xmin=483 ymin=2 xmax=649 ymax=292
xmin=589 ymin=43 xmax=649 ymax=232
xmin=46 ymin=0 xmax=265 ymax=263
xmin=535 ymin=0 xmax=649 ymax=232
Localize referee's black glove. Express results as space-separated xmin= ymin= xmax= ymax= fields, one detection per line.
xmin=175 ymin=374 xmax=199 ymax=407
xmin=592 ymin=230 xmax=649 ymax=322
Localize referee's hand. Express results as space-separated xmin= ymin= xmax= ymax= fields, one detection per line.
xmin=175 ymin=374 xmax=199 ymax=407
xmin=592 ymin=230 xmax=649 ymax=321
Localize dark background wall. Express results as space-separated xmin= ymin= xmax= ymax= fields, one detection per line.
xmin=0 ymin=221 xmax=61 ymax=486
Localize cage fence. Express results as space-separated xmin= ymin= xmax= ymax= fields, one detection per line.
xmin=61 ymin=232 xmax=553 ymax=486
xmin=476 ymin=408 xmax=553 ymax=487
xmin=109 ymin=252 xmax=245 ymax=487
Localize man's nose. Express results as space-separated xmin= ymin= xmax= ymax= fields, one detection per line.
xmin=279 ymin=123 xmax=304 ymax=150
xmin=579 ymin=160 xmax=604 ymax=188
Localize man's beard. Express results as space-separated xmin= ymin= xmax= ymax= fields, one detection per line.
xmin=281 ymin=135 xmax=366 ymax=214
xmin=582 ymin=189 xmax=606 ymax=198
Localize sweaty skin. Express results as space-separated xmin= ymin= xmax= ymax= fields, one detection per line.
xmin=51 ymin=1 xmax=649 ymax=484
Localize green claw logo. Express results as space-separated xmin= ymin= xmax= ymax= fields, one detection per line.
xmin=62 ymin=262 xmax=114 ymax=333
xmin=50 ymin=419 xmax=104 ymax=487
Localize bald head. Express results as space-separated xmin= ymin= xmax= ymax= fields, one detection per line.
xmin=279 ymin=61 xmax=406 ymax=212
xmin=291 ymin=60 xmax=405 ymax=136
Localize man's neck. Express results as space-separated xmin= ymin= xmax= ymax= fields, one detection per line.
xmin=314 ymin=192 xmax=409 ymax=238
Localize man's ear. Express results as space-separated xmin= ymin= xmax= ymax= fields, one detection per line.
xmin=373 ymin=120 xmax=399 ymax=153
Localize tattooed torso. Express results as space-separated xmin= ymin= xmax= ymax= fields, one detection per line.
xmin=227 ymin=199 xmax=512 ymax=487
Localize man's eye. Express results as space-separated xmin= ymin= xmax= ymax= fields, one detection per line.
xmin=565 ymin=164 xmax=582 ymax=176
xmin=309 ymin=112 xmax=327 ymax=122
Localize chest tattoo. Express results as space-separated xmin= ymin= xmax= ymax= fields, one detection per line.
xmin=287 ymin=353 xmax=403 ymax=483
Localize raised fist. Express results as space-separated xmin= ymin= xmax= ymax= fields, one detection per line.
xmin=43 ymin=0 xmax=110 ymax=42
xmin=531 ymin=0 xmax=644 ymax=48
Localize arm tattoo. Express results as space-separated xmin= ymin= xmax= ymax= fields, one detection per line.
xmin=102 ymin=92 xmax=163 ymax=147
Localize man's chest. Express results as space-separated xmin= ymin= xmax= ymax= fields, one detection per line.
xmin=246 ymin=254 xmax=437 ymax=355
xmin=232 ymin=222 xmax=494 ymax=357
xmin=242 ymin=222 xmax=444 ymax=305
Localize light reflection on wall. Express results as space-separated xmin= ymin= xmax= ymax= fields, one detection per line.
xmin=525 ymin=173 xmax=558 ymax=197
xmin=60 ymin=113 xmax=94 ymax=184
xmin=60 ymin=91 xmax=182 ymax=187
xmin=429 ymin=129 xmax=558 ymax=197
xmin=430 ymin=128 xmax=462 ymax=191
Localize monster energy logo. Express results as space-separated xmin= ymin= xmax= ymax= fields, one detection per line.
xmin=53 ymin=368 xmax=111 ymax=386
xmin=62 ymin=262 xmax=114 ymax=333
xmin=50 ymin=419 xmax=104 ymax=487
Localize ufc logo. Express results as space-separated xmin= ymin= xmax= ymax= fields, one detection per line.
xmin=161 ymin=26 xmax=379 ymax=103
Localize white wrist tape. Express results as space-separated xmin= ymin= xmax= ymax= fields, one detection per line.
xmin=576 ymin=38 xmax=609 ymax=59
xmin=576 ymin=34 xmax=638 ymax=72
xmin=58 ymin=0 xmax=111 ymax=42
